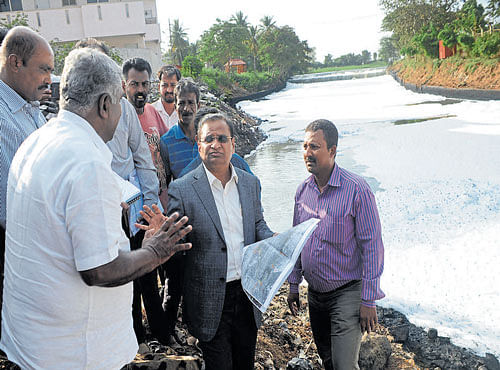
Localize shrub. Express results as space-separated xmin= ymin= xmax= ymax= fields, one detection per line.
xmin=438 ymin=23 xmax=457 ymax=48
xmin=471 ymin=32 xmax=500 ymax=57
xmin=181 ymin=56 xmax=204 ymax=79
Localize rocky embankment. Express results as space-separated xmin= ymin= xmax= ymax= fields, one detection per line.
xmin=119 ymin=285 xmax=499 ymax=370
xmin=198 ymin=84 xmax=267 ymax=156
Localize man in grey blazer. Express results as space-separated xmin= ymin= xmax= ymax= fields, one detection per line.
xmin=167 ymin=113 xmax=274 ymax=370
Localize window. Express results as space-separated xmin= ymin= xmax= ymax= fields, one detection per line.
xmin=36 ymin=12 xmax=41 ymax=26
xmin=125 ymin=3 xmax=129 ymax=18
xmin=0 ymin=0 xmax=23 ymax=11
xmin=62 ymin=0 xmax=76 ymax=5
xmin=36 ymin=0 xmax=50 ymax=9
xmin=97 ymin=4 xmax=101 ymax=20
xmin=87 ymin=0 xmax=108 ymax=2
xmin=65 ymin=9 xmax=70 ymax=24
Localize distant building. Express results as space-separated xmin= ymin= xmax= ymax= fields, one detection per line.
xmin=0 ymin=0 xmax=162 ymax=72
xmin=225 ymin=58 xmax=247 ymax=74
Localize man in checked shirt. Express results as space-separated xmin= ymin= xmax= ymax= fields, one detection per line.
xmin=287 ymin=119 xmax=384 ymax=370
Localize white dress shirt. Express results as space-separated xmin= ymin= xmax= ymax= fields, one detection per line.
xmin=1 ymin=110 xmax=137 ymax=369
xmin=152 ymin=99 xmax=179 ymax=129
xmin=204 ymin=164 xmax=245 ymax=282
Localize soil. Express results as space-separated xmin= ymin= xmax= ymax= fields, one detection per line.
xmin=389 ymin=57 xmax=500 ymax=90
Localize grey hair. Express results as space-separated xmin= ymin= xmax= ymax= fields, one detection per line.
xmin=60 ymin=47 xmax=122 ymax=116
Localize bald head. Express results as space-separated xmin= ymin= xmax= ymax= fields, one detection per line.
xmin=0 ymin=26 xmax=54 ymax=102
xmin=0 ymin=26 xmax=50 ymax=66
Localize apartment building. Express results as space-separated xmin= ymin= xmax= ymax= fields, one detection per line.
xmin=0 ymin=0 xmax=162 ymax=72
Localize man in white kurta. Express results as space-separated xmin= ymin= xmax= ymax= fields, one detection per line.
xmin=1 ymin=110 xmax=137 ymax=369
xmin=0 ymin=47 xmax=192 ymax=370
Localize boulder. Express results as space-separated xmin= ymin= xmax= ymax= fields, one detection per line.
xmin=358 ymin=334 xmax=392 ymax=370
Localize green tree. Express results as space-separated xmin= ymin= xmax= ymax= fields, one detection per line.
xmin=379 ymin=36 xmax=400 ymax=62
xmin=486 ymin=0 xmax=500 ymax=22
xmin=181 ymin=55 xmax=204 ymax=78
xmin=361 ymin=49 xmax=371 ymax=64
xmin=380 ymin=0 xmax=459 ymax=48
xmin=438 ymin=23 xmax=457 ymax=47
xmin=0 ymin=13 xmax=29 ymax=29
xmin=198 ymin=19 xmax=250 ymax=68
xmin=246 ymin=25 xmax=260 ymax=71
xmin=323 ymin=53 xmax=334 ymax=66
xmin=260 ymin=15 xmax=276 ymax=30
xmin=169 ymin=19 xmax=189 ymax=65
xmin=413 ymin=22 xmax=440 ymax=58
xmin=50 ymin=39 xmax=122 ymax=75
xmin=258 ymin=25 xmax=312 ymax=77
xmin=456 ymin=0 xmax=485 ymax=33
xmin=230 ymin=11 xmax=249 ymax=27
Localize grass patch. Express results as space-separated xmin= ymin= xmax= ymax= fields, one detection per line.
xmin=308 ymin=61 xmax=387 ymax=74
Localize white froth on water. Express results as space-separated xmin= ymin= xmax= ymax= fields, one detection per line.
xmin=239 ymin=75 xmax=500 ymax=356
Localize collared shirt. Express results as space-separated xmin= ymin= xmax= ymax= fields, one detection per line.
xmin=137 ymin=103 xmax=168 ymax=191
xmin=203 ymin=163 xmax=244 ymax=282
xmin=107 ymin=98 xmax=159 ymax=208
xmin=288 ymin=164 xmax=385 ymax=307
xmin=0 ymin=80 xmax=46 ymax=228
xmin=159 ymin=124 xmax=198 ymax=182
xmin=1 ymin=110 xmax=137 ymax=368
xmin=152 ymin=99 xmax=179 ymax=130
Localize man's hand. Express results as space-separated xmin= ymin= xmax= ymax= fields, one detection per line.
xmin=287 ymin=292 xmax=300 ymax=316
xmin=360 ymin=305 xmax=378 ymax=333
xmin=135 ymin=204 xmax=165 ymax=238
xmin=141 ymin=210 xmax=192 ymax=265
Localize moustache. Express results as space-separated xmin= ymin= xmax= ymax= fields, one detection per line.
xmin=38 ymin=84 xmax=50 ymax=91
xmin=305 ymin=157 xmax=316 ymax=163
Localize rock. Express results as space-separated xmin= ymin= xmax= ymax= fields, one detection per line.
xmin=391 ymin=324 xmax=410 ymax=343
xmin=484 ymin=353 xmax=500 ymax=370
xmin=186 ymin=336 xmax=197 ymax=346
xmin=428 ymin=328 xmax=438 ymax=340
xmin=137 ymin=343 xmax=151 ymax=355
xmin=358 ymin=333 xmax=392 ymax=370
xmin=125 ymin=355 xmax=202 ymax=370
xmin=286 ymin=357 xmax=313 ymax=370
xmin=263 ymin=357 xmax=275 ymax=369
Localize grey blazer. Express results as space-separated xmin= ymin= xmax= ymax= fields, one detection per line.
xmin=167 ymin=164 xmax=274 ymax=342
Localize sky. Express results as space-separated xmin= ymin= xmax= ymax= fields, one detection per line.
xmin=156 ymin=0 xmax=388 ymax=62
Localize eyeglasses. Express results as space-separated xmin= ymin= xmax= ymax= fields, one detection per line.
xmin=201 ymin=134 xmax=232 ymax=144
xmin=127 ymin=81 xmax=151 ymax=89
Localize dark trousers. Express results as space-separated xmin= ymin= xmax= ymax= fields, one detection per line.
xmin=0 ymin=225 xmax=4 ymax=340
xmin=308 ymin=280 xmax=362 ymax=370
xmin=161 ymin=253 xmax=184 ymax=337
xmin=199 ymin=280 xmax=257 ymax=370
xmin=130 ymin=230 xmax=169 ymax=344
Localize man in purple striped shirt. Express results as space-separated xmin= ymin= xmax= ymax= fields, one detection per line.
xmin=287 ymin=119 xmax=384 ymax=370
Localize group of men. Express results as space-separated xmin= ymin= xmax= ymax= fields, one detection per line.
xmin=0 ymin=26 xmax=384 ymax=370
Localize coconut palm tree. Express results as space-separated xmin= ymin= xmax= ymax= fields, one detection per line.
xmin=169 ymin=19 xmax=189 ymax=65
xmin=260 ymin=15 xmax=276 ymax=30
xmin=246 ymin=25 xmax=260 ymax=71
xmin=230 ymin=11 xmax=249 ymax=28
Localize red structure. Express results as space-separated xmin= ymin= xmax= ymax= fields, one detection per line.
xmin=224 ymin=59 xmax=247 ymax=74
xmin=439 ymin=40 xmax=457 ymax=59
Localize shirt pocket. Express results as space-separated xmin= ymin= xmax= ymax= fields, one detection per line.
xmin=317 ymin=214 xmax=353 ymax=245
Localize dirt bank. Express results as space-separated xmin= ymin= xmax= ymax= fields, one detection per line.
xmin=389 ymin=57 xmax=500 ymax=90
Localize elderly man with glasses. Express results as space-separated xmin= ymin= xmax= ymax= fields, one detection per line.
xmin=165 ymin=113 xmax=276 ymax=370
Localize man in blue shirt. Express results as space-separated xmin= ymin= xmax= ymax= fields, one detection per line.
xmin=159 ymin=78 xmax=200 ymax=343
xmin=0 ymin=27 xmax=53 ymax=336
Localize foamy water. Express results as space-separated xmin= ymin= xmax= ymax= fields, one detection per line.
xmin=239 ymin=75 xmax=500 ymax=356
